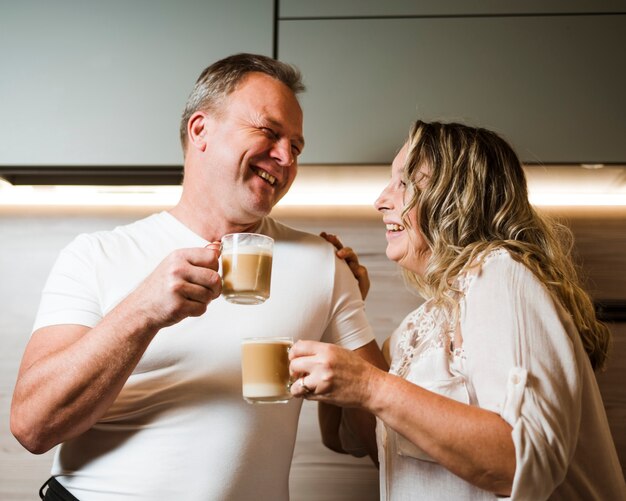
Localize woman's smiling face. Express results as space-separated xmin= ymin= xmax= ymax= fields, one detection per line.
xmin=374 ymin=141 xmax=431 ymax=275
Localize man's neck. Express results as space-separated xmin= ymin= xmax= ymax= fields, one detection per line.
xmin=169 ymin=202 xmax=263 ymax=242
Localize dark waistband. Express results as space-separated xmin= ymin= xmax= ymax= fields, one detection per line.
xmin=40 ymin=476 xmax=80 ymax=501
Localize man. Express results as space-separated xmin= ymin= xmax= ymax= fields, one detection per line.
xmin=11 ymin=53 xmax=386 ymax=500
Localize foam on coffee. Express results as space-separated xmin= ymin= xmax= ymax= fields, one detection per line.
xmin=241 ymin=338 xmax=292 ymax=403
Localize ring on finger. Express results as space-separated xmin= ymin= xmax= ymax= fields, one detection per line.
xmin=299 ymin=377 xmax=313 ymax=394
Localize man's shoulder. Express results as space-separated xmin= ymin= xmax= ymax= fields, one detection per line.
xmin=64 ymin=212 xmax=171 ymax=256
xmin=110 ymin=211 xmax=170 ymax=237
xmin=263 ymin=217 xmax=326 ymax=246
xmin=263 ymin=217 xmax=337 ymax=268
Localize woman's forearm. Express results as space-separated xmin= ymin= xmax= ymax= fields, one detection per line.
xmin=366 ymin=370 xmax=515 ymax=495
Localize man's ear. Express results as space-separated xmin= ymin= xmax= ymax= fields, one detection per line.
xmin=187 ymin=111 xmax=209 ymax=152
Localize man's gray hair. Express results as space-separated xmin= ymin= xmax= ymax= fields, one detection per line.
xmin=179 ymin=53 xmax=305 ymax=153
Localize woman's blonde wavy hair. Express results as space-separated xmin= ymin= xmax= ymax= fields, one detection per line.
xmin=400 ymin=120 xmax=610 ymax=371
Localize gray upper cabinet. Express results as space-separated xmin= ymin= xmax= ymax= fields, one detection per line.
xmin=0 ymin=0 xmax=273 ymax=167
xmin=279 ymin=12 xmax=626 ymax=164
xmin=281 ymin=0 xmax=626 ymax=18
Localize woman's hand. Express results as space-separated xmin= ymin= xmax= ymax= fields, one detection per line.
xmin=289 ymin=340 xmax=383 ymax=409
xmin=320 ymin=232 xmax=370 ymax=300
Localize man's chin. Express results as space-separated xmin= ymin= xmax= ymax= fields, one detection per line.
xmin=242 ymin=200 xmax=275 ymax=220
xmin=239 ymin=188 xmax=286 ymax=219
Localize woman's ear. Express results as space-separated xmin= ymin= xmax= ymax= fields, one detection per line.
xmin=187 ymin=111 xmax=209 ymax=152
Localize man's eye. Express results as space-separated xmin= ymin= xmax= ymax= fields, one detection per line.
xmin=261 ymin=127 xmax=278 ymax=139
xmin=291 ymin=144 xmax=302 ymax=155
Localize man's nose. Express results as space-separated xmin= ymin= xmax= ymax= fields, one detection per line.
xmin=271 ymin=138 xmax=295 ymax=167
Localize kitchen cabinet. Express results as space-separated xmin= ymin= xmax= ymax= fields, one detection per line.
xmin=279 ymin=12 xmax=626 ymax=164
xmin=0 ymin=0 xmax=273 ymax=168
xmin=280 ymin=0 xmax=626 ymax=18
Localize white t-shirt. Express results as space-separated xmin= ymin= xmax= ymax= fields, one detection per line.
xmin=379 ymin=249 xmax=626 ymax=500
xmin=33 ymin=212 xmax=375 ymax=501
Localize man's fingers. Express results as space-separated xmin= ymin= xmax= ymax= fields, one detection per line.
xmin=177 ymin=263 xmax=222 ymax=291
xmin=184 ymin=246 xmax=221 ymax=269
xmin=167 ymin=247 xmax=222 ymax=290
xmin=170 ymin=270 xmax=222 ymax=302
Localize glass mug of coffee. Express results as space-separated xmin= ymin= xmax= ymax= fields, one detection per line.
xmin=241 ymin=337 xmax=293 ymax=404
xmin=221 ymin=233 xmax=273 ymax=305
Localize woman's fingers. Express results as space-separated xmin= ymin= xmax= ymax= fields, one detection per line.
xmin=320 ymin=232 xmax=343 ymax=251
xmin=289 ymin=340 xmax=374 ymax=407
xmin=288 ymin=339 xmax=320 ymax=359
xmin=288 ymin=341 xmax=327 ymax=398
xmin=341 ymin=248 xmax=370 ymax=300
xmin=337 ymin=247 xmax=360 ymax=267
xmin=320 ymin=234 xmax=370 ymax=300
xmin=291 ymin=375 xmax=315 ymax=398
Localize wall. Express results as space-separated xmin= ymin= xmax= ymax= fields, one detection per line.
xmin=1 ymin=206 xmax=624 ymax=499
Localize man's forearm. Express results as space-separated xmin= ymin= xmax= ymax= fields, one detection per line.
xmin=318 ymin=402 xmax=344 ymax=453
xmin=342 ymin=407 xmax=379 ymax=466
xmin=11 ymin=299 xmax=159 ymax=454
xmin=318 ymin=403 xmax=379 ymax=466
xmin=317 ymin=340 xmax=387 ymax=464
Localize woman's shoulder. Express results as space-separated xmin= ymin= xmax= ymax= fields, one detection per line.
xmin=459 ymin=247 xmax=542 ymax=297
xmin=458 ymin=247 xmax=547 ymax=308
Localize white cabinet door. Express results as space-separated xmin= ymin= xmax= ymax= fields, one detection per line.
xmin=0 ymin=0 xmax=273 ymax=167
xmin=280 ymin=14 xmax=626 ymax=164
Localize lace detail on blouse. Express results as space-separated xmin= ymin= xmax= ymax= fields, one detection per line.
xmin=390 ymin=249 xmax=507 ymax=378
xmin=390 ymin=302 xmax=457 ymax=377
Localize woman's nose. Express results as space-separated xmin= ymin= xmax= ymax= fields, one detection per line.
xmin=374 ymin=184 xmax=392 ymax=212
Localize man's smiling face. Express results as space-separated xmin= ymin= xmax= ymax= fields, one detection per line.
xmin=198 ymin=72 xmax=304 ymax=225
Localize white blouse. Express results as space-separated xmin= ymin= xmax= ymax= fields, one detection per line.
xmin=377 ymin=249 xmax=626 ymax=500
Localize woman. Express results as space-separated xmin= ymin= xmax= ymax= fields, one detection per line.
xmin=289 ymin=120 xmax=626 ymax=499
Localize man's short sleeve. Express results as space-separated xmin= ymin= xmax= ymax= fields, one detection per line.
xmin=32 ymin=234 xmax=103 ymax=332
xmin=321 ymin=254 xmax=375 ymax=350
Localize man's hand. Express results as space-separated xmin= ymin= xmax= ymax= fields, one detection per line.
xmin=10 ymin=243 xmax=222 ymax=454
xmin=132 ymin=243 xmax=222 ymax=330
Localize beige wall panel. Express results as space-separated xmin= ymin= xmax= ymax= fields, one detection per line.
xmin=1 ymin=209 xmax=623 ymax=498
